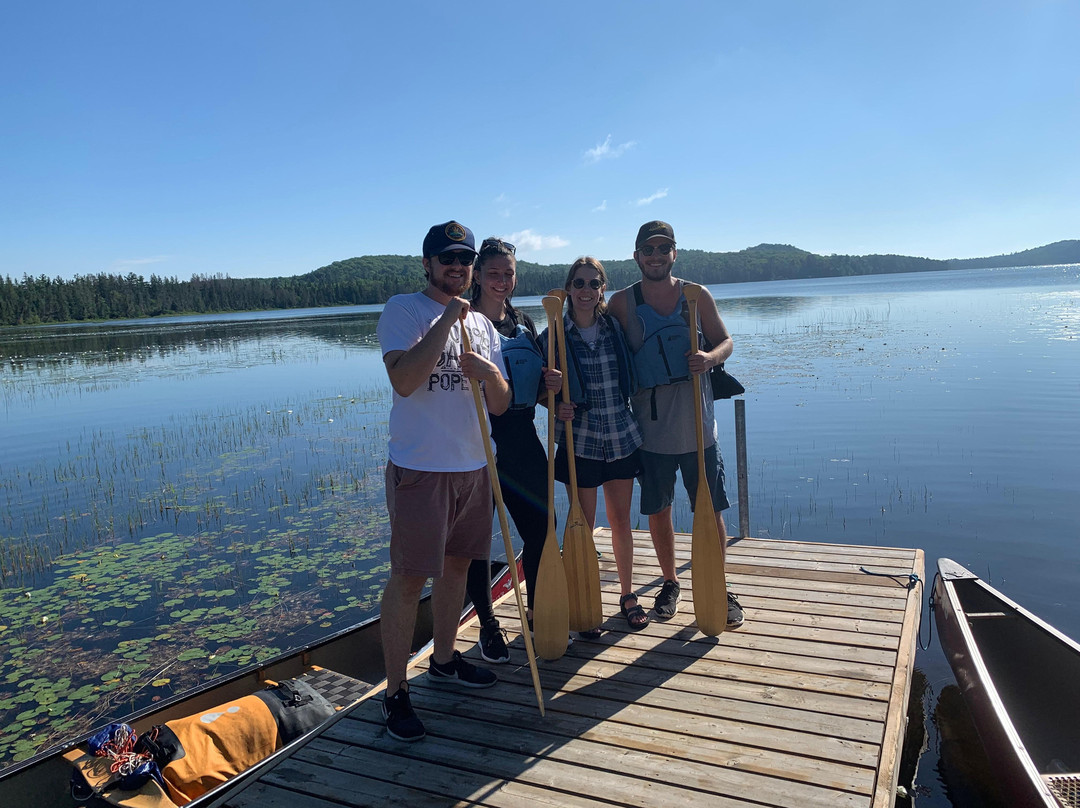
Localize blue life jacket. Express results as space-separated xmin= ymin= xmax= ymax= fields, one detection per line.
xmin=631 ymin=282 xmax=697 ymax=388
xmin=549 ymin=314 xmax=635 ymax=408
xmin=500 ymin=323 xmax=544 ymax=410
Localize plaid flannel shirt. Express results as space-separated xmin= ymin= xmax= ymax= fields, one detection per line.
xmin=556 ymin=315 xmax=643 ymax=463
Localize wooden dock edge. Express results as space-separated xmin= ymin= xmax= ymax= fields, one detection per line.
xmin=870 ymin=548 xmax=925 ymax=807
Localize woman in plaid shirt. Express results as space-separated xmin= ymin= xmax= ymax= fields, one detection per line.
xmin=539 ymin=257 xmax=649 ymax=631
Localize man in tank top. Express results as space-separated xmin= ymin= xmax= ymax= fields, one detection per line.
xmin=375 ymin=221 xmax=511 ymax=742
xmin=607 ymin=220 xmax=745 ymax=629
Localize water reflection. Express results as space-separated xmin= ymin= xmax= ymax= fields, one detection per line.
xmin=720 ymin=295 xmax=822 ymax=319
xmin=933 ymin=684 xmax=1007 ymax=807
xmin=0 ymin=312 xmax=382 ymax=369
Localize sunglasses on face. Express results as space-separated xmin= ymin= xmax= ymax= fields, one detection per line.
xmin=437 ymin=252 xmax=476 ymax=267
xmin=638 ymin=242 xmax=675 ymax=257
xmin=480 ymin=238 xmax=515 ymax=254
xmin=572 ymin=277 xmax=603 ymax=290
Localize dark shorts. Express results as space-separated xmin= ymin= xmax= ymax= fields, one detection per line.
xmin=554 ymin=446 xmax=641 ymax=489
xmin=638 ymin=445 xmax=729 ymax=515
xmin=385 ymin=461 xmax=493 ymax=578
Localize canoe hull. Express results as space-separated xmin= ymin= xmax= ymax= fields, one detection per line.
xmin=933 ymin=558 xmax=1080 ymax=808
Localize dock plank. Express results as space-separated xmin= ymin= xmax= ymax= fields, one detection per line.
xmin=455 ymin=641 xmax=891 ymax=721
xmin=210 ymin=533 xmax=924 ymax=808
xmin=323 ymin=713 xmax=869 ymax=808
xmin=402 ymin=684 xmax=877 ymax=791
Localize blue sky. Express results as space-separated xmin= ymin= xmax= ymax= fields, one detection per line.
xmin=2 ymin=1 xmax=1078 ymax=281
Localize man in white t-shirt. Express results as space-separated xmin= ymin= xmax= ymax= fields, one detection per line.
xmin=375 ymin=220 xmax=511 ymax=742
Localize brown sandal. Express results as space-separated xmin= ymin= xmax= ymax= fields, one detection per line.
xmin=619 ymin=593 xmax=649 ymax=630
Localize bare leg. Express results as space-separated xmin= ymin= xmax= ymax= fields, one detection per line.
xmin=569 ymin=483 xmax=599 ymax=530
xmin=715 ymin=510 xmax=729 ymax=564
xmin=430 ymin=555 xmax=472 ymax=664
xmin=380 ymin=572 xmax=427 ymax=693
xmin=603 ymin=478 xmax=636 ymax=596
xmin=648 ymin=506 xmax=679 ymax=582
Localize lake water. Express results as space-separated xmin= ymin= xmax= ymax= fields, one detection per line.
xmin=1 ymin=264 xmax=1078 ymax=804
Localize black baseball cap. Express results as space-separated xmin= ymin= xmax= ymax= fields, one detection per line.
xmin=423 ymin=221 xmax=477 ymax=258
xmin=635 ymin=220 xmax=676 ymax=248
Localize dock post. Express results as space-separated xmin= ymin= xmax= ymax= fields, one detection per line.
xmin=735 ymin=399 xmax=749 ymax=539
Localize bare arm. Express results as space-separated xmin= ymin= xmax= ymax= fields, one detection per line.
xmin=688 ymin=289 xmax=733 ymax=376
xmin=458 ymin=313 xmax=511 ymax=416
xmin=606 ymin=287 xmax=631 ymax=332
xmin=383 ymin=297 xmax=468 ymax=397
xmin=463 ymin=349 xmax=511 ymax=415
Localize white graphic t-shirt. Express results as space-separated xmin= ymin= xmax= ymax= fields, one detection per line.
xmin=377 ymin=292 xmax=505 ymax=472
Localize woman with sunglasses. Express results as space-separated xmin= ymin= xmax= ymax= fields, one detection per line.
xmin=464 ymin=237 xmax=563 ymax=660
xmin=539 ymin=257 xmax=647 ymax=632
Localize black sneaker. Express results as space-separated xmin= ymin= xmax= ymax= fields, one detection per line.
xmin=382 ymin=687 xmax=425 ymax=742
xmin=653 ymin=579 xmax=681 ymax=619
xmin=726 ymin=592 xmax=745 ymax=628
xmin=428 ymin=650 xmax=497 ymax=689
xmin=478 ymin=619 xmax=510 ymax=664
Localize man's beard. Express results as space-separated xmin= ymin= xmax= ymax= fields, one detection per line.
xmin=433 ymin=275 xmax=468 ymax=297
xmin=638 ymin=262 xmax=672 ymax=282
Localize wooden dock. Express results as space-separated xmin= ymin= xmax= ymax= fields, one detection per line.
xmin=209 ymin=530 xmax=924 ymax=808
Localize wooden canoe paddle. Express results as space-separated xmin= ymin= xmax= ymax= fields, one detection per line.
xmin=548 ymin=290 xmax=604 ymax=633
xmin=683 ymin=283 xmax=728 ymax=637
xmin=459 ymin=318 xmax=545 ymax=715
xmin=532 ymin=296 xmax=571 ymax=660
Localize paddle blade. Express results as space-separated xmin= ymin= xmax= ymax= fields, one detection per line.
xmin=535 ymin=294 xmax=571 ymax=659
xmin=533 ymin=530 xmax=570 ymax=660
xmin=691 ymin=481 xmax=728 ymax=637
xmin=562 ymin=504 xmax=603 ymax=632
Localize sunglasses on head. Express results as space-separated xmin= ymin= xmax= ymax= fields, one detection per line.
xmin=638 ymin=242 xmax=674 ymax=257
xmin=480 ymin=238 xmax=515 ymax=254
xmin=572 ymin=277 xmax=603 ymax=290
xmin=436 ymin=252 xmax=476 ymax=267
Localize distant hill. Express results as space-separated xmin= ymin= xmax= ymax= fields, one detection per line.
xmin=946 ymin=240 xmax=1080 ymax=269
xmin=293 ymin=242 xmax=958 ymax=300
xmin=2 ymin=240 xmax=1077 ymax=326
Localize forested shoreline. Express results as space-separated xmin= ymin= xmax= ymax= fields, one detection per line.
xmin=2 ymin=240 xmax=1077 ymax=327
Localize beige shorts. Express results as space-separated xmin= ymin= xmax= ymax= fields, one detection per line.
xmin=385 ymin=461 xmax=493 ymax=578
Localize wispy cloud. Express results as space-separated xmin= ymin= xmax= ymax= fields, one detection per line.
xmin=110 ymin=256 xmax=173 ymax=270
xmin=584 ymin=134 xmax=636 ymax=164
xmin=505 ymin=229 xmax=569 ymax=254
xmin=636 ymin=188 xmax=669 ymax=206
xmin=592 ymin=200 xmax=607 ymax=212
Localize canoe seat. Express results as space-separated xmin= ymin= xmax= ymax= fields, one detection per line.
xmin=963 ymin=611 xmax=1014 ymax=620
xmin=1043 ymin=773 xmax=1079 ymax=808
xmin=296 ymin=666 xmax=375 ymax=709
